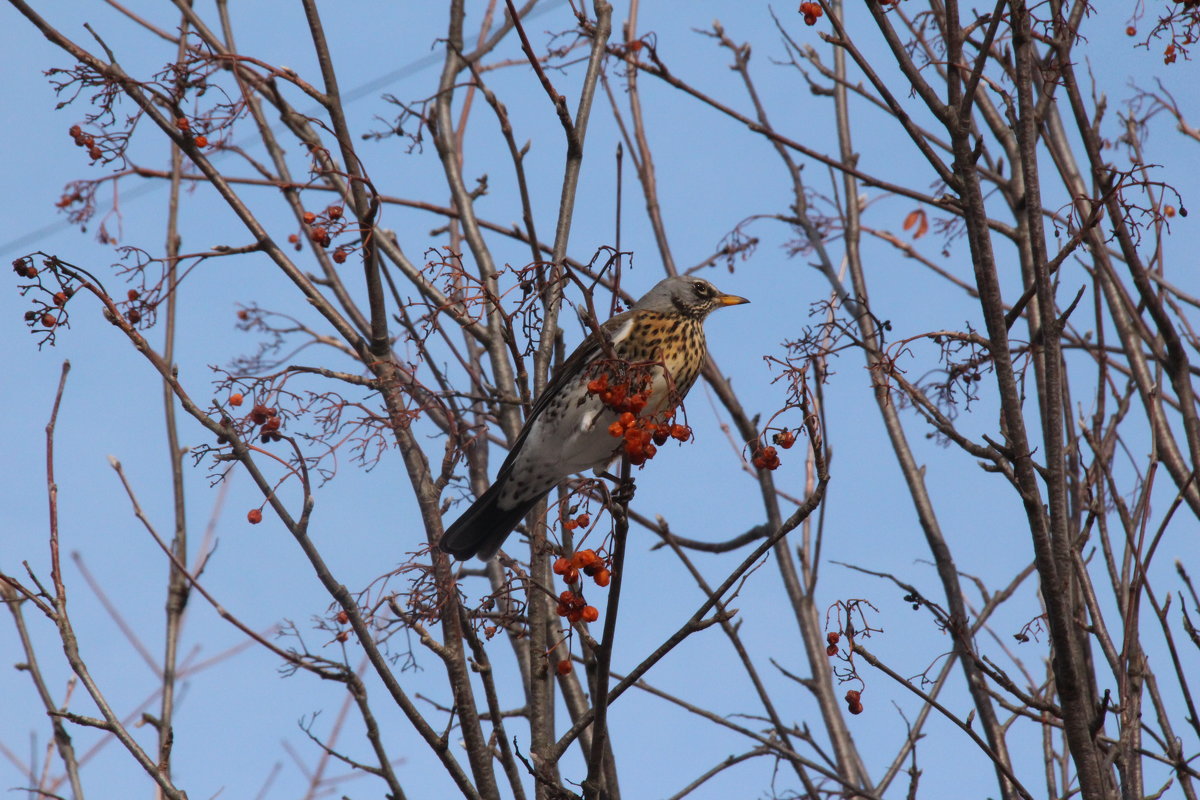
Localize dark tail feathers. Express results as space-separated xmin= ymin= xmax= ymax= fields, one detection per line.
xmin=439 ymin=481 xmax=539 ymax=561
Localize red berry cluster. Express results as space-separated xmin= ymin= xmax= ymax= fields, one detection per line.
xmin=751 ymin=445 xmax=781 ymax=471
xmin=555 ymin=589 xmax=600 ymax=625
xmin=12 ymin=258 xmax=38 ymax=280
xmin=248 ymin=403 xmax=283 ymax=443
xmin=68 ymin=124 xmax=102 ymax=162
xmin=553 ymin=548 xmax=611 ymax=588
xmin=799 ymin=1 xmax=823 ymax=25
xmin=562 ymin=512 xmax=590 ymax=531
xmin=296 ymin=205 xmax=347 ymax=254
xmin=590 ymin=370 xmax=693 ymax=466
xmin=825 ymin=631 xmax=840 ymax=657
xmin=844 ymin=689 xmax=864 ymax=715
xmin=587 ymin=372 xmax=650 ymax=415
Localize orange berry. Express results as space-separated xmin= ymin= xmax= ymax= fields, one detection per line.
xmin=576 ymin=513 xmax=590 ymax=527
xmin=247 ymin=508 xmax=263 ymax=524
xmin=262 ymin=417 xmax=281 ymax=433
xmin=1125 ymin=26 xmax=1136 ymax=36
xmin=563 ymin=566 xmax=579 ymax=583
xmin=229 ymin=392 xmax=244 ymax=407
xmin=302 ymin=211 xmax=316 ymax=224
xmin=53 ymin=291 xmax=68 ymax=306
xmin=335 ymin=630 xmax=350 ymax=642
xmin=581 ymin=606 xmax=599 ymax=622
xmin=553 ymin=556 xmax=570 ymax=575
xmin=327 ymin=205 xmax=343 ymax=220
xmin=773 ymin=430 xmax=797 ymax=449
xmin=336 ymin=610 xmax=350 ymax=624
xmin=607 ymin=420 xmax=624 ymax=437
xmin=176 ymin=117 xmax=189 ymax=130
xmin=1165 ymin=205 xmax=1177 ymax=217
xmin=332 ymin=249 xmax=347 ymax=263
xmin=41 ymin=313 xmax=57 ymax=328
xmin=845 ymin=690 xmax=861 ymax=703
xmin=556 ymin=659 xmax=573 ymax=675
xmin=670 ymin=424 xmax=690 ymax=441
xmin=194 ymin=135 xmax=208 ymax=148
xmin=560 ymin=590 xmax=577 ymax=604
xmin=827 ymin=631 xmax=840 ymax=644
xmin=594 ymin=569 xmax=611 ymax=587
xmin=826 ymin=644 xmax=838 ymax=657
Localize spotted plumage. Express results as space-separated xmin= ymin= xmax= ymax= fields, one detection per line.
xmin=439 ymin=276 xmax=749 ymax=560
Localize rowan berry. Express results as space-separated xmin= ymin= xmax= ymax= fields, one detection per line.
xmin=336 ymin=610 xmax=350 ymax=624
xmin=53 ymin=292 xmax=67 ymax=306
xmin=826 ymin=644 xmax=838 ymax=657
xmin=556 ymin=659 xmax=573 ymax=675
xmin=127 ymin=309 xmax=141 ymax=324
xmin=128 ymin=289 xmax=140 ymax=301
xmin=773 ymin=430 xmax=797 ymax=449
xmin=229 ymin=393 xmax=244 ymax=407
xmin=327 ymin=205 xmax=343 ymax=220
xmin=194 ymin=135 xmax=208 ymax=148
xmin=335 ymin=630 xmax=349 ymax=642
xmin=581 ymin=605 xmax=599 ymax=623
xmin=594 ymin=569 xmax=611 ymax=587
xmin=553 ymin=557 xmax=570 ymax=575
xmin=302 ymin=211 xmax=316 ymax=224
xmin=247 ymin=508 xmax=263 ymax=524
xmin=41 ymin=313 xmax=56 ymax=327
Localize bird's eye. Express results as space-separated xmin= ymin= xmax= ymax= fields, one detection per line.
xmin=693 ymin=281 xmax=712 ymax=297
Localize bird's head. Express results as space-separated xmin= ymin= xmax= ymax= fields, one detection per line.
xmin=632 ymin=276 xmax=750 ymax=319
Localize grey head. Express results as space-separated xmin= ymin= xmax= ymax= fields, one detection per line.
xmin=629 ymin=276 xmax=750 ymax=319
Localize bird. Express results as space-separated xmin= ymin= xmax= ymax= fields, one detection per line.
xmin=439 ymin=275 xmax=749 ymax=560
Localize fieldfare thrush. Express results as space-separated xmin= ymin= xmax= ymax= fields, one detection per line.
xmin=439 ymin=275 xmax=749 ymax=560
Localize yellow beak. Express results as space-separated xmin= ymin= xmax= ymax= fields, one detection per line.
xmin=718 ymin=294 xmax=750 ymax=307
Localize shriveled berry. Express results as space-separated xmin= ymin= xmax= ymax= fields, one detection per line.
xmin=336 ymin=610 xmax=350 ymax=624
xmin=556 ymin=659 xmax=573 ymax=675
xmin=826 ymin=644 xmax=838 ymax=657
xmin=581 ymin=605 xmax=599 ymax=623
xmin=127 ymin=308 xmax=141 ymax=324
xmin=41 ymin=313 xmax=57 ymax=327
xmin=53 ymin=292 xmax=68 ymax=306
xmin=127 ymin=289 xmax=139 ymax=301
xmin=247 ymin=508 xmax=263 ymax=524
xmin=327 ymin=205 xmax=343 ymax=220
xmin=827 ymin=632 xmax=840 ymax=644
xmin=773 ymin=430 xmax=797 ymax=449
